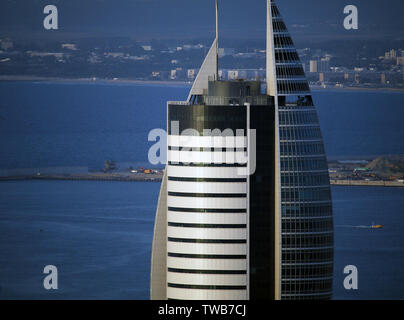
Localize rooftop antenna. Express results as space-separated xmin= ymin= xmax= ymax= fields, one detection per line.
xmin=187 ymin=0 xmax=219 ymax=102
xmin=266 ymin=0 xmax=277 ymax=96
xmin=216 ymin=0 xmax=219 ymax=78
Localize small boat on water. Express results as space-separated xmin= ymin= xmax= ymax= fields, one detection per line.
xmin=371 ymin=222 xmax=383 ymax=229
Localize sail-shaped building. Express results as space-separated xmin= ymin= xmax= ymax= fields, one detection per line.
xmin=150 ymin=0 xmax=333 ymax=300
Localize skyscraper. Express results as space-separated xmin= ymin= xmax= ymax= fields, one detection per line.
xmin=150 ymin=0 xmax=333 ymax=300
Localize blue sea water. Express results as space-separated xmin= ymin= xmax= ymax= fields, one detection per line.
xmin=0 ymin=181 xmax=403 ymax=300
xmin=0 ymin=180 xmax=158 ymax=299
xmin=0 ymin=81 xmax=403 ymax=171
xmin=332 ymin=186 xmax=404 ymax=300
xmin=0 ymin=81 xmax=403 ymax=300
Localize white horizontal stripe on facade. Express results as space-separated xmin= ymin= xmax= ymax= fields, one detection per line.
xmin=167 ymin=196 xmax=246 ymax=210
xmin=167 ymin=100 xmax=190 ymax=105
xmin=168 ymin=212 xmax=247 ymax=225
xmin=167 ymin=242 xmax=247 ymax=255
xmin=168 ymin=135 xmax=247 ymax=148
xmin=168 ymin=165 xmax=247 ymax=179
xmin=167 ymin=272 xmax=247 ymax=286
xmin=167 ymin=181 xmax=247 ymax=194
xmin=167 ymin=227 xmax=247 ymax=240
xmin=167 ymin=288 xmax=247 ymax=300
xmin=168 ymin=150 xmax=247 ymax=165
xmin=167 ymin=257 xmax=247 ymax=270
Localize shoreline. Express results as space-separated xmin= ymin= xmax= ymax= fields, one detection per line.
xmin=0 ymin=75 xmax=192 ymax=87
xmin=330 ymin=180 xmax=404 ymax=187
xmin=0 ymin=173 xmax=163 ymax=183
xmin=1 ymin=173 xmax=403 ymax=187
xmin=1 ymin=75 xmax=404 ymax=93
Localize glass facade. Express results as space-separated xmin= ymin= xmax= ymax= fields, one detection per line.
xmin=168 ymin=105 xmax=246 ymax=136
xmin=249 ymin=105 xmax=276 ymax=300
xmin=272 ymin=0 xmax=334 ymax=300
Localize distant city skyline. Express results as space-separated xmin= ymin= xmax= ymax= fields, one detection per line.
xmin=2 ymin=1 xmax=404 ymax=90
xmin=1 ymin=0 xmax=404 ymax=40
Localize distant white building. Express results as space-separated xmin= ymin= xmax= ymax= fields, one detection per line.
xmin=218 ymin=48 xmax=235 ymax=58
xmin=187 ymin=69 xmax=199 ymax=80
xmin=228 ymin=70 xmax=239 ymax=80
xmin=61 ymin=43 xmax=77 ymax=51
xmin=309 ymin=60 xmax=318 ymax=73
xmin=171 ymin=68 xmax=184 ymax=80
xmin=28 ymin=52 xmax=65 ymax=59
xmin=104 ymin=52 xmax=126 ymax=59
xmin=385 ymin=49 xmax=397 ymax=60
xmin=310 ymin=57 xmax=330 ymax=73
xmin=183 ymin=44 xmax=205 ymax=50
xmin=170 ymin=70 xmax=177 ymax=79
xmin=396 ymin=56 xmax=404 ymax=66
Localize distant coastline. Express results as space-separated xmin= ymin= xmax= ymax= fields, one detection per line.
xmin=330 ymin=179 xmax=404 ymax=187
xmin=1 ymin=173 xmax=404 ymax=188
xmin=1 ymin=75 xmax=404 ymax=93
xmin=0 ymin=172 xmax=163 ymax=183
xmin=0 ymin=75 xmax=191 ymax=87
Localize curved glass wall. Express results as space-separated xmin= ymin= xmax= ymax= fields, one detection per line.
xmin=272 ymin=0 xmax=334 ymax=300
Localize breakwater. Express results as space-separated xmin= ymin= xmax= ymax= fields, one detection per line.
xmin=0 ymin=173 xmax=163 ymax=182
xmin=2 ymin=174 xmax=404 ymax=187
xmin=330 ymin=179 xmax=404 ymax=187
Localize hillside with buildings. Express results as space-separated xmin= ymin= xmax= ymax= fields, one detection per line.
xmin=1 ymin=37 xmax=404 ymax=90
xmin=366 ymin=155 xmax=404 ymax=179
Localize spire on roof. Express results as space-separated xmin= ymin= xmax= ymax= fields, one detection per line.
xmin=266 ymin=0 xmax=277 ymax=96
xmin=187 ymin=0 xmax=219 ymax=103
